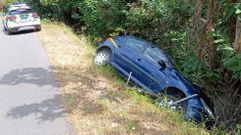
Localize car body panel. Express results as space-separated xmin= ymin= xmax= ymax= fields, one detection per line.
xmin=96 ymin=36 xmax=208 ymax=121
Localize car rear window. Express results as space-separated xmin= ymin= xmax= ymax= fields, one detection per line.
xmin=126 ymin=38 xmax=148 ymax=52
xmin=9 ymin=9 xmax=32 ymax=15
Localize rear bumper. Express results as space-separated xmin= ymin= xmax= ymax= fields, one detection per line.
xmin=8 ymin=24 xmax=41 ymax=33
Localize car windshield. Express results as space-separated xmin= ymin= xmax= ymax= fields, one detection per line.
xmin=9 ymin=9 xmax=32 ymax=15
xmin=143 ymin=46 xmax=173 ymax=68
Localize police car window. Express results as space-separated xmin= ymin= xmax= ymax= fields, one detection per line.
xmin=9 ymin=10 xmax=18 ymax=15
xmin=9 ymin=9 xmax=32 ymax=15
xmin=126 ymin=38 xmax=147 ymax=52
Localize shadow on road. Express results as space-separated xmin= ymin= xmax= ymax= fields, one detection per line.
xmin=6 ymin=95 xmax=67 ymax=123
xmin=0 ymin=67 xmax=55 ymax=87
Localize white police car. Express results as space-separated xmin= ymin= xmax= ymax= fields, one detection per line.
xmin=2 ymin=3 xmax=41 ymax=34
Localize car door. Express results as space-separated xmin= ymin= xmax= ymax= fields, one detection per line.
xmin=133 ymin=46 xmax=172 ymax=93
xmin=113 ymin=37 xmax=148 ymax=77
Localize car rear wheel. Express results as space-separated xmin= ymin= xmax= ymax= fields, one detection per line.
xmin=94 ymin=49 xmax=111 ymax=65
xmin=7 ymin=29 xmax=13 ymax=35
xmin=3 ymin=25 xmax=7 ymax=31
xmin=157 ymin=93 xmax=187 ymax=113
xmin=36 ymin=26 xmax=41 ymax=31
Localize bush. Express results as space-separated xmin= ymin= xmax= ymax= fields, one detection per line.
xmin=81 ymin=0 xmax=126 ymax=38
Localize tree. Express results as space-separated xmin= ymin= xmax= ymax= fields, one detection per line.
xmin=234 ymin=10 xmax=241 ymax=52
xmin=194 ymin=0 xmax=218 ymax=69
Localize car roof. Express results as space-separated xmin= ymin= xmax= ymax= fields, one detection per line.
xmin=116 ymin=35 xmax=151 ymax=43
xmin=116 ymin=35 xmax=154 ymax=47
xmin=8 ymin=3 xmax=31 ymax=11
xmin=115 ymin=35 xmax=174 ymax=67
xmin=10 ymin=2 xmax=28 ymax=6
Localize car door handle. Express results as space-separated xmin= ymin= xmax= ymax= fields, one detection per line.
xmin=137 ymin=58 xmax=141 ymax=61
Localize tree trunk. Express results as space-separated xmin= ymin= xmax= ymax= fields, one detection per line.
xmin=194 ymin=0 xmax=205 ymax=60
xmin=234 ymin=17 xmax=241 ymax=52
xmin=206 ymin=0 xmax=218 ymax=69
xmin=0 ymin=2 xmax=3 ymax=12
xmin=193 ymin=0 xmax=218 ymax=69
xmin=228 ymin=0 xmax=238 ymax=43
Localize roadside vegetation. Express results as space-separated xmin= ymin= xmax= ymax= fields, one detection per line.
xmin=2 ymin=0 xmax=241 ymax=133
xmin=37 ymin=21 xmax=209 ymax=135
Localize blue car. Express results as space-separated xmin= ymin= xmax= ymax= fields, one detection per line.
xmin=94 ymin=36 xmax=214 ymax=122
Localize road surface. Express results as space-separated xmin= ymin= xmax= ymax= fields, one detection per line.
xmin=0 ymin=21 xmax=74 ymax=134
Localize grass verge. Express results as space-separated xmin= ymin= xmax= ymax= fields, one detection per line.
xmin=37 ymin=21 xmax=209 ymax=135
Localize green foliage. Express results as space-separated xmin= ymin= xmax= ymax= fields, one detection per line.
xmin=165 ymin=0 xmax=193 ymax=29
xmin=2 ymin=0 xmax=18 ymax=6
xmin=81 ymin=0 xmax=126 ymax=38
xmin=181 ymin=0 xmax=241 ymax=87
xmin=224 ymin=53 xmax=241 ymax=79
xmin=162 ymin=30 xmax=189 ymax=65
xmin=236 ymin=124 xmax=241 ymax=135
xmin=3 ymin=0 xmax=192 ymax=61
xmin=2 ymin=0 xmax=83 ymax=26
xmin=181 ymin=54 xmax=220 ymax=85
xmin=79 ymin=0 xmax=194 ymax=67
xmin=126 ymin=0 xmax=169 ymax=31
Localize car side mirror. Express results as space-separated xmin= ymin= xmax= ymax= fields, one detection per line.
xmin=158 ymin=60 xmax=166 ymax=69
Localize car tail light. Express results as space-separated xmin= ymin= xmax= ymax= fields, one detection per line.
xmin=8 ymin=16 xmax=17 ymax=21
xmin=32 ymin=13 xmax=39 ymax=18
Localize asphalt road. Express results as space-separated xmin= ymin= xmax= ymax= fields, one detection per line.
xmin=0 ymin=21 xmax=74 ymax=134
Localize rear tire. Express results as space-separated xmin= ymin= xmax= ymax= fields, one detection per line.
xmin=3 ymin=25 xmax=7 ymax=31
xmin=36 ymin=26 xmax=41 ymax=31
xmin=94 ymin=49 xmax=111 ymax=66
xmin=7 ymin=29 xmax=12 ymax=35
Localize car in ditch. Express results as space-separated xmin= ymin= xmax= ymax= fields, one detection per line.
xmin=2 ymin=3 xmax=41 ymax=34
xmin=94 ymin=36 xmax=215 ymax=122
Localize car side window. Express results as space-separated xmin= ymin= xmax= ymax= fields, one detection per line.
xmin=126 ymin=38 xmax=147 ymax=52
xmin=143 ymin=47 xmax=159 ymax=64
xmin=9 ymin=10 xmax=17 ymax=15
xmin=143 ymin=46 xmax=168 ymax=65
